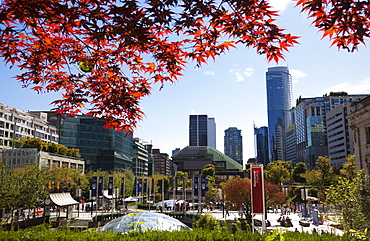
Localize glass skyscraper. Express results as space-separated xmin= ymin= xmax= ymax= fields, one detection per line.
xmin=224 ymin=127 xmax=243 ymax=165
xmin=254 ymin=126 xmax=269 ymax=166
xmin=189 ymin=114 xmax=216 ymax=148
xmin=266 ymin=66 xmax=292 ymax=162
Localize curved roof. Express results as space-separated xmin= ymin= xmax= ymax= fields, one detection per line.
xmin=172 ymin=146 xmax=243 ymax=171
xmin=49 ymin=193 xmax=79 ymax=206
xmin=101 ymin=211 xmax=190 ymax=233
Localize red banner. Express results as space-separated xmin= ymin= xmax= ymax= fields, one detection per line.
xmin=251 ymin=166 xmax=264 ymax=214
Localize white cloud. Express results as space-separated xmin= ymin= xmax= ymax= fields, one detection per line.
xmin=290 ymin=69 xmax=307 ymax=84
xmin=229 ymin=67 xmax=253 ymax=82
xmin=203 ymin=70 xmax=215 ymax=76
xmin=244 ymin=67 xmax=254 ymax=77
xmin=235 ymin=73 xmax=244 ymax=82
xmin=322 ymin=78 xmax=370 ymax=95
xmin=268 ymin=0 xmax=292 ymax=12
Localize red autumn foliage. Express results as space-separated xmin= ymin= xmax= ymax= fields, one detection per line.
xmin=295 ymin=0 xmax=370 ymax=52
xmin=221 ymin=177 xmax=286 ymax=210
xmin=0 ymin=0 xmax=367 ymax=130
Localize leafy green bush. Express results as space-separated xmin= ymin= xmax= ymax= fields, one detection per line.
xmin=0 ymin=224 xmax=364 ymax=241
xmin=193 ymin=214 xmax=219 ymax=231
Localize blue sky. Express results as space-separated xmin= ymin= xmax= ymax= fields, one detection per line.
xmin=1 ymin=1 xmax=370 ymax=164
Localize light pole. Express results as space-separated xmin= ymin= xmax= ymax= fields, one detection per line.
xmin=301 ymin=187 xmax=309 ymax=218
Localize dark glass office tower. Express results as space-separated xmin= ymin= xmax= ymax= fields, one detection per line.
xmin=266 ymin=66 xmax=292 ymax=162
xmin=189 ymin=115 xmax=216 ymax=148
xmin=59 ymin=115 xmax=133 ymax=171
xmin=254 ymin=126 xmax=269 ymax=166
xmin=224 ymin=127 xmax=243 ymax=165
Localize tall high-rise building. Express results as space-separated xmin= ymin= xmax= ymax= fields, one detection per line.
xmin=254 ymin=126 xmax=269 ymax=166
xmin=224 ymin=127 xmax=243 ymax=165
xmin=266 ymin=66 xmax=292 ymax=162
xmin=189 ymin=114 xmax=216 ymax=149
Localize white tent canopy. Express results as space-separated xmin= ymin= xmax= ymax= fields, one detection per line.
xmin=103 ymin=190 xmax=116 ymax=199
xmin=49 ymin=192 xmax=79 ymax=206
xmin=124 ymin=196 xmax=138 ymax=202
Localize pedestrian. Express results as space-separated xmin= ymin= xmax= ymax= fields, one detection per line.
xmin=225 ymin=207 xmax=230 ymax=216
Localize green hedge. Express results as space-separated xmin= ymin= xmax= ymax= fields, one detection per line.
xmin=0 ymin=224 xmax=365 ymax=241
xmin=92 ymin=212 xmax=127 ymax=222
xmin=165 ymin=212 xmax=201 ymax=220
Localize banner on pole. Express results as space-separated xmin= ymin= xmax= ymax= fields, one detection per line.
xmin=143 ymin=179 xmax=147 ymax=195
xmin=108 ymin=176 xmax=114 ymax=195
xmin=151 ymin=178 xmax=155 ymax=195
xmin=98 ymin=176 xmax=104 ymax=197
xmin=138 ymin=178 xmax=143 ymax=193
xmin=201 ymin=176 xmax=208 ymax=197
xmin=120 ymin=177 xmax=125 ymax=197
xmin=174 ymin=177 xmax=178 ymax=195
xmin=132 ymin=177 xmax=137 ymax=196
xmin=193 ymin=175 xmax=198 ymax=196
xmin=91 ymin=176 xmax=97 ymax=198
xmin=251 ymin=165 xmax=264 ymax=214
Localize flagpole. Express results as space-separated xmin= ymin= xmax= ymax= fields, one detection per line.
xmin=192 ymin=175 xmax=195 ymax=214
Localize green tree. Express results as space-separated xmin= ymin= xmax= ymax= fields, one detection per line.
xmin=57 ymin=144 xmax=69 ymax=156
xmin=340 ymin=155 xmax=357 ymax=181
xmin=326 ymin=171 xmax=370 ymax=232
xmin=0 ymin=164 xmax=48 ymax=223
xmin=175 ymin=171 xmax=189 ymax=188
xmin=264 ymin=161 xmax=292 ymax=185
xmin=47 ymin=167 xmax=83 ymax=191
xmin=316 ymin=156 xmax=336 ymax=186
xmin=47 ymin=143 xmax=60 ymax=154
xmin=200 ymin=164 xmax=218 ymax=201
xmin=301 ymin=169 xmax=322 ymax=187
xmin=21 ymin=138 xmax=44 ymax=151
xmin=292 ymin=162 xmax=307 ymax=183
xmin=201 ymin=164 xmax=216 ymax=179
xmin=19 ymin=165 xmax=49 ymax=214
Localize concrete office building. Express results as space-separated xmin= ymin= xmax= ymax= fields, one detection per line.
xmin=189 ymin=114 xmax=216 ymax=149
xmin=266 ymin=66 xmax=292 ymax=162
xmin=0 ymin=103 xmax=58 ymax=149
xmin=133 ymin=138 xmax=149 ymax=177
xmin=224 ymin=127 xmax=243 ymax=165
xmin=152 ymin=149 xmax=171 ymax=176
xmin=326 ymin=104 xmax=354 ymax=166
xmin=347 ymin=96 xmax=370 ymax=175
xmin=1 ymin=148 xmax=85 ymax=172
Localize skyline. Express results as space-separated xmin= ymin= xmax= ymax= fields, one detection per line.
xmin=1 ymin=1 xmax=370 ymax=165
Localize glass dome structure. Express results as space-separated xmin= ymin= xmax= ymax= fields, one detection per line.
xmin=101 ymin=211 xmax=191 ymax=233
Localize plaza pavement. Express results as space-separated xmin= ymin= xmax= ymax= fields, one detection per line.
xmin=76 ymin=208 xmax=343 ymax=235
xmin=204 ymin=209 xmax=343 ymax=235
